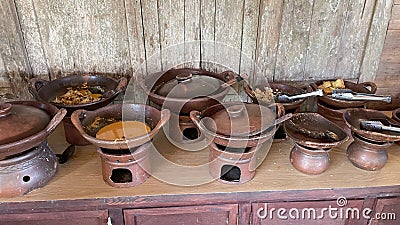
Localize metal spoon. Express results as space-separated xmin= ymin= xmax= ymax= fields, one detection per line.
xmin=55 ymin=144 xmax=76 ymax=164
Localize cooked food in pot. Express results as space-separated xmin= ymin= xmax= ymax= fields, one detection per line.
xmin=52 ymin=82 xmax=105 ymax=105
xmin=96 ymin=121 xmax=151 ymax=141
xmin=317 ymin=78 xmax=345 ymax=94
xmin=252 ymin=87 xmax=291 ymax=103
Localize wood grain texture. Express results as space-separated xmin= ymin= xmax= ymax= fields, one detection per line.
xmin=184 ymin=0 xmax=201 ymax=68
xmin=335 ymin=0 xmax=375 ymax=79
xmin=141 ymin=0 xmax=162 ymax=74
xmin=14 ymin=0 xmax=49 ymax=78
xmin=0 ymin=0 xmax=31 ymax=100
xmin=199 ymin=0 xmax=216 ymax=72
xmin=388 ymin=4 xmax=400 ymax=29
xmin=396 ymin=0 xmax=400 ymax=5
xmin=304 ymin=0 xmax=349 ymax=80
xmin=359 ymin=0 xmax=394 ymax=83
xmin=275 ymin=0 xmax=314 ymax=82
xmin=32 ymin=0 xmax=131 ymax=79
xmin=214 ymin=0 xmax=243 ymax=73
xmin=240 ymin=0 xmax=260 ymax=80
xmin=158 ymin=0 xmax=185 ymax=70
xmin=254 ymin=0 xmax=283 ymax=84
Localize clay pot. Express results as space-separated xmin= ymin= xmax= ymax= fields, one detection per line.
xmin=343 ymin=108 xmax=400 ymax=170
xmin=0 ymin=101 xmax=66 ymax=160
xmin=343 ymin=108 xmax=400 ymax=142
xmin=311 ymin=80 xmax=377 ymax=108
xmin=245 ymin=82 xmax=306 ymax=111
xmin=71 ymin=103 xmax=170 ymax=150
xmin=0 ymin=141 xmax=58 ymax=198
xmin=138 ymin=68 xmax=235 ymax=114
xmin=347 ymin=133 xmax=391 ymax=171
xmin=29 ymin=74 xmax=127 ymax=145
xmin=290 ymin=143 xmax=331 ymax=175
xmin=190 ymin=102 xmax=287 ymax=148
xmin=284 ymin=113 xmax=348 ymax=175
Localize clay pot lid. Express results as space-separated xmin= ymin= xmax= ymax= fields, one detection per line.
xmin=0 ymin=102 xmax=51 ymax=145
xmin=206 ymin=103 xmax=276 ymax=137
xmin=155 ymin=73 xmax=224 ymax=99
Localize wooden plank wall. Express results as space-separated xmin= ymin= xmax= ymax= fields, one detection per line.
xmin=0 ymin=0 xmax=395 ymax=100
xmin=375 ymin=0 xmax=400 ymax=97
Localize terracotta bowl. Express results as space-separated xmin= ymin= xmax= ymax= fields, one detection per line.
xmin=71 ymin=104 xmax=170 ymax=150
xmin=343 ymin=108 xmax=400 ymax=142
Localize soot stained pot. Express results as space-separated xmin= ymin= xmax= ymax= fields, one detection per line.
xmin=138 ymin=68 xmax=235 ymax=114
xmin=0 ymin=101 xmax=66 ymax=160
xmin=0 ymin=101 xmax=66 ymax=197
xmin=284 ymin=113 xmax=348 ymax=175
xmin=343 ymin=109 xmax=400 ymax=170
xmin=245 ymin=82 xmax=306 ymax=111
xmin=71 ymin=104 xmax=170 ymax=150
xmin=311 ymin=80 xmax=377 ymax=108
xmin=190 ymin=102 xmax=286 ymax=148
xmin=29 ymin=74 xmax=128 ymax=145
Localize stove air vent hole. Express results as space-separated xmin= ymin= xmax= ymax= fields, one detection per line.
xmin=110 ymin=169 xmax=132 ymax=183
xmin=220 ymin=165 xmax=241 ymax=182
xmin=182 ymin=128 xmax=199 ymax=140
xmin=23 ymin=176 xmax=30 ymax=183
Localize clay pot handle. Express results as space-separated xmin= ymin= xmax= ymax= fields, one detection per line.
xmin=359 ymin=81 xmax=377 ymax=94
xmin=115 ymin=77 xmax=128 ymax=93
xmin=70 ymin=109 xmax=89 ymax=136
xmin=45 ymin=108 xmax=67 ymax=134
xmin=243 ymin=85 xmax=259 ymax=104
xmin=28 ymin=78 xmax=49 ymax=100
xmin=149 ymin=109 xmax=170 ymax=135
xmin=0 ymin=103 xmax=12 ymax=117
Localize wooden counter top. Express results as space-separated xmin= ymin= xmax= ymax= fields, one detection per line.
xmin=1 ymin=125 xmax=400 ymax=204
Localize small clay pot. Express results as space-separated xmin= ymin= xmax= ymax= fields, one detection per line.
xmin=290 ymin=143 xmax=331 ymax=175
xmin=347 ymin=133 xmax=391 ymax=171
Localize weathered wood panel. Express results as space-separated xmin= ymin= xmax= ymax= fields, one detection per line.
xmin=141 ymin=0 xmax=162 ymax=74
xmin=304 ymin=0 xmax=349 ymax=80
xmin=158 ymin=0 xmax=185 ymax=70
xmin=14 ymin=0 xmax=49 ymax=79
xmin=253 ymin=0 xmax=284 ymax=84
xmin=396 ymin=0 xmax=400 ymax=5
xmin=239 ymin=0 xmax=260 ymax=79
xmin=0 ymin=0 xmax=396 ymax=100
xmin=184 ymin=0 xmax=201 ymax=68
xmin=388 ymin=4 xmax=400 ymax=29
xmin=275 ymin=0 xmax=314 ymax=82
xmin=31 ymin=0 xmax=131 ymax=79
xmin=214 ymin=0 xmax=243 ymax=73
xmin=0 ymin=0 xmax=31 ymax=99
xmin=200 ymin=0 xmax=216 ymax=72
xmin=359 ymin=0 xmax=394 ymax=83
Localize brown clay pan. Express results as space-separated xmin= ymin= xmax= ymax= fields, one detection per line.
xmin=71 ymin=104 xmax=170 ymax=149
xmin=245 ymin=82 xmax=306 ymax=110
xmin=311 ymin=80 xmax=377 ymax=108
xmin=284 ymin=112 xmax=348 ymax=149
xmin=343 ymin=108 xmax=400 ymax=142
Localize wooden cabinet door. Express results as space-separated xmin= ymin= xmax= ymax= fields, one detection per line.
xmin=0 ymin=210 xmax=108 ymax=225
xmin=252 ymin=199 xmax=367 ymax=225
xmin=124 ymin=204 xmax=238 ymax=225
xmin=370 ymin=198 xmax=400 ymax=225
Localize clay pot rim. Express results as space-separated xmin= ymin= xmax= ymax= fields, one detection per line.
xmin=138 ymin=68 xmax=234 ymax=104
xmin=343 ymin=108 xmax=400 ymax=142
